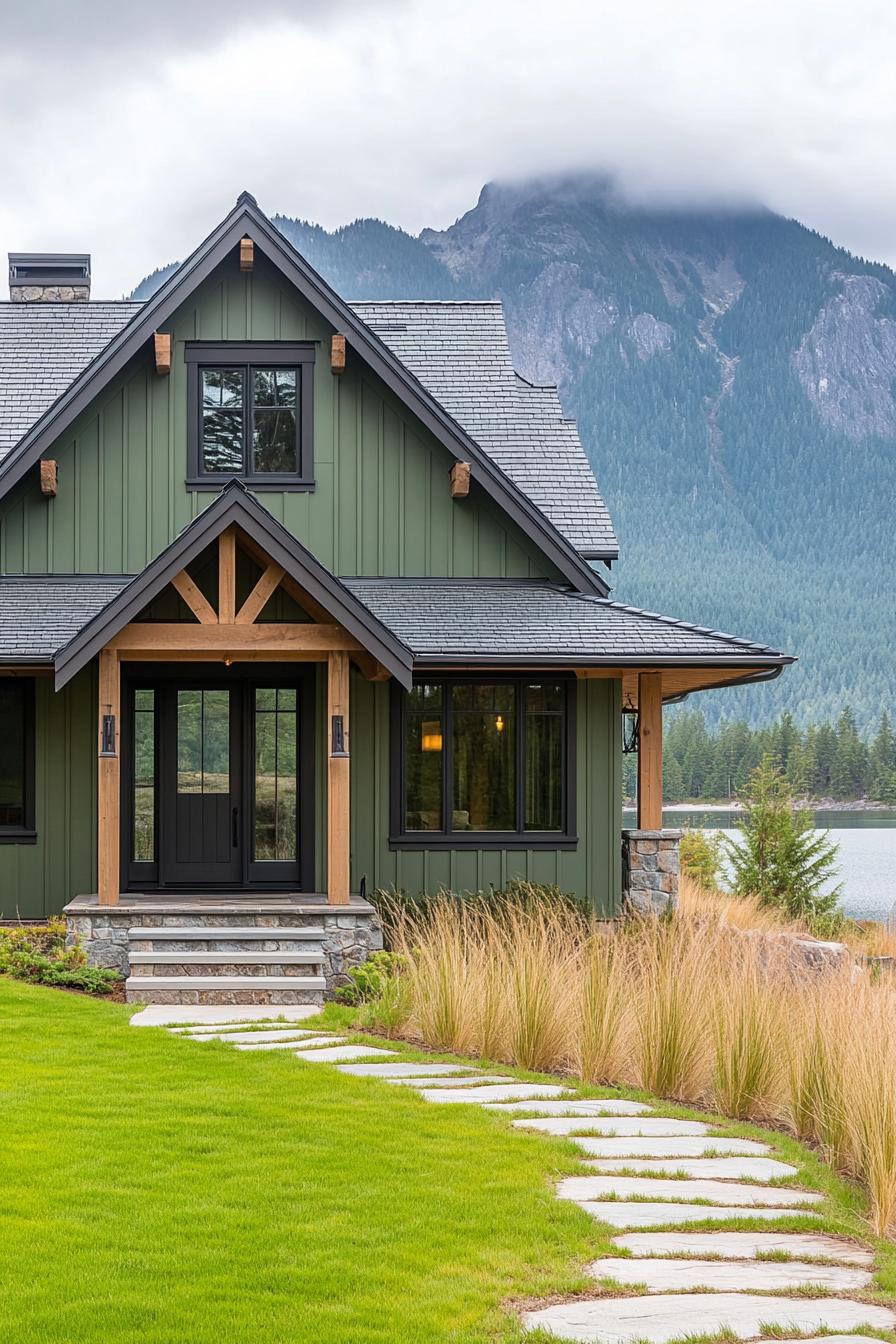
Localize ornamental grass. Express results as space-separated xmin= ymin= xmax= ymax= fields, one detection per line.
xmin=383 ymin=879 xmax=896 ymax=1238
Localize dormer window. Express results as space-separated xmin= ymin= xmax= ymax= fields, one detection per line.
xmin=185 ymin=342 xmax=315 ymax=489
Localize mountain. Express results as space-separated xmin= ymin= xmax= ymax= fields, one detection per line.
xmin=132 ymin=178 xmax=896 ymax=727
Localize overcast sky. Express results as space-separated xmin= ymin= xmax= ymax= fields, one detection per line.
xmin=1 ymin=0 xmax=895 ymax=296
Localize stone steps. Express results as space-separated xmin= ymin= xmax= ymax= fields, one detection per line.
xmin=129 ymin=952 xmax=323 ymax=966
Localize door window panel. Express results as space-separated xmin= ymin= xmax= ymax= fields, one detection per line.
xmin=254 ymin=688 xmax=298 ymax=861
xmin=133 ymin=689 xmax=156 ymax=861
xmin=177 ymin=689 xmax=230 ymax=794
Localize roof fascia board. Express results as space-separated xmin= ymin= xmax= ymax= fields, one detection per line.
xmin=54 ymin=485 xmax=413 ymax=690
xmin=0 ymin=196 xmax=609 ymax=596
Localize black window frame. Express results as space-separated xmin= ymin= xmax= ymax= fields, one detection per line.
xmin=0 ymin=677 xmax=36 ymax=845
xmin=390 ymin=674 xmax=577 ymax=850
xmin=185 ymin=342 xmax=315 ymax=491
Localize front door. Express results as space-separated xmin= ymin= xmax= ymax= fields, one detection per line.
xmin=163 ymin=685 xmax=242 ymax=886
xmin=126 ymin=672 xmax=308 ymax=891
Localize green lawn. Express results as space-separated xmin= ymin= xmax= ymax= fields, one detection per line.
xmin=0 ymin=982 xmax=600 ymax=1344
xmin=2 ymin=982 xmax=895 ymax=1344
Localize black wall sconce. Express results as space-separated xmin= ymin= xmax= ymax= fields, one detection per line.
xmin=100 ymin=713 xmax=117 ymax=757
xmin=330 ymin=714 xmax=349 ymax=757
xmin=622 ymin=694 xmax=640 ymax=755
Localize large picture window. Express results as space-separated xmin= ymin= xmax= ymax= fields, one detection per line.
xmin=393 ymin=677 xmax=575 ymax=849
xmin=185 ymin=342 xmax=315 ymax=489
xmin=0 ymin=679 xmax=35 ymax=843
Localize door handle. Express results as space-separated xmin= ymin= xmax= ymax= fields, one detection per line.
xmin=232 ymin=807 xmax=239 ymax=848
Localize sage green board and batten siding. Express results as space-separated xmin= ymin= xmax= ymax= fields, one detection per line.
xmin=0 ymin=257 xmax=562 ymax=582
xmin=0 ymin=670 xmax=96 ymax=920
xmin=349 ymin=675 xmax=623 ymax=917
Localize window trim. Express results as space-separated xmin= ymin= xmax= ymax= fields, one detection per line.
xmin=0 ymin=677 xmax=36 ymax=845
xmin=389 ymin=674 xmax=577 ymax=851
xmin=185 ymin=342 xmax=315 ymax=491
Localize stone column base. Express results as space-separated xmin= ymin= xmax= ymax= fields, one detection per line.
xmin=622 ymin=829 xmax=682 ymax=916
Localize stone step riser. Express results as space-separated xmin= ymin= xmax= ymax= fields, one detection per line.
xmin=129 ymin=952 xmax=323 ymax=967
xmin=125 ymin=989 xmax=324 ymax=1005
xmin=127 ymin=926 xmax=328 ymax=941
xmin=129 ymin=966 xmax=324 ymax=978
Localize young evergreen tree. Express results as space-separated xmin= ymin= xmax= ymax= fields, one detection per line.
xmin=725 ymin=757 xmax=843 ymax=921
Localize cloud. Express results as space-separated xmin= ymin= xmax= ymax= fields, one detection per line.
xmin=1 ymin=0 xmax=895 ymax=295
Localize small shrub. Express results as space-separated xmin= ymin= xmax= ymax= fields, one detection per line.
xmin=334 ymin=952 xmax=405 ymax=1006
xmin=679 ymin=829 xmax=724 ymax=890
xmin=0 ymin=921 xmax=118 ymax=995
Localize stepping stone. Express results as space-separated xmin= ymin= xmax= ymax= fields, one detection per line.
xmin=183 ymin=1029 xmax=333 ymax=1045
xmin=585 ymin=1156 xmax=796 ymax=1181
xmin=557 ymin=1175 xmax=821 ymax=1208
xmin=420 ymin=1084 xmax=571 ymax=1105
xmin=232 ymin=1035 xmax=345 ymax=1051
xmin=484 ymin=1099 xmax=653 ymax=1116
xmin=522 ymin=1293 xmax=894 ymax=1342
xmin=337 ymin=1062 xmax=476 ymax=1078
xmin=587 ymin=1255 xmax=872 ymax=1293
xmin=512 ymin=1117 xmax=709 ymax=1137
xmin=170 ymin=1022 xmax=319 ymax=1036
xmin=612 ymin=1231 xmax=874 ymax=1264
xmin=131 ymin=1005 xmax=319 ymax=1027
xmin=293 ymin=1045 xmax=394 ymax=1062
xmin=387 ymin=1074 xmax=516 ymax=1088
xmin=574 ymin=1202 xmax=821 ymax=1228
xmin=573 ymin=1136 xmax=769 ymax=1158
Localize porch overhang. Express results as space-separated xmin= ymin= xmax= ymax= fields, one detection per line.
xmin=53 ymin=482 xmax=413 ymax=691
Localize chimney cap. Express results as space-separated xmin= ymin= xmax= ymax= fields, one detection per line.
xmin=8 ymin=253 xmax=91 ymax=289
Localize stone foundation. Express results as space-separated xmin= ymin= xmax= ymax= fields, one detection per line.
xmin=622 ymin=829 xmax=682 ymax=916
xmin=64 ymin=897 xmax=383 ymax=997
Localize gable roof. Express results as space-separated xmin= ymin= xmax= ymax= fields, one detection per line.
xmin=351 ymin=303 xmax=617 ymax=558
xmin=0 ymin=193 xmax=609 ymax=597
xmin=53 ymin=482 xmax=414 ymax=690
xmin=0 ymin=298 xmax=616 ymax=561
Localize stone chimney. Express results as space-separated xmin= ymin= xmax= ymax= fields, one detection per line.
xmin=8 ymin=253 xmax=91 ymax=302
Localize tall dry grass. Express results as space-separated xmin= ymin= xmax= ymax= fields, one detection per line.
xmin=385 ymin=885 xmax=896 ymax=1238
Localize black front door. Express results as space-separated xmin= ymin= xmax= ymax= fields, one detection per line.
xmin=163 ymin=685 xmax=242 ymax=886
xmin=125 ymin=670 xmax=311 ymax=891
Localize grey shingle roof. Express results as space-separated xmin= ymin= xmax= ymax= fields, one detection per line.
xmin=0 ymin=576 xmax=129 ymax=660
xmin=0 ymin=574 xmax=788 ymax=667
xmin=343 ymin=579 xmax=790 ymax=665
xmin=350 ymin=303 xmax=617 ymax=557
xmin=0 ymin=302 xmax=141 ymax=455
xmin=0 ymin=298 xmax=616 ymax=559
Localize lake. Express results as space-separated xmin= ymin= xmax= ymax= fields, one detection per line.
xmin=622 ymin=808 xmax=896 ymax=924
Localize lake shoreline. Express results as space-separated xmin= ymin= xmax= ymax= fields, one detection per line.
xmin=623 ymin=799 xmax=893 ymax=813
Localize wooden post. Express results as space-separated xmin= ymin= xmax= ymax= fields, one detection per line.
xmin=327 ymin=651 xmax=350 ymax=906
xmin=97 ymin=648 xmax=120 ymax=906
xmin=637 ymin=671 xmax=663 ymax=830
xmin=240 ymin=238 xmax=254 ymax=271
xmin=218 ymin=528 xmax=236 ymax=623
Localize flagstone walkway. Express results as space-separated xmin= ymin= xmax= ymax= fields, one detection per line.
xmin=141 ymin=1009 xmax=894 ymax=1344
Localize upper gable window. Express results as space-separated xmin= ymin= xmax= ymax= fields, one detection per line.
xmin=185 ymin=343 xmax=315 ymax=490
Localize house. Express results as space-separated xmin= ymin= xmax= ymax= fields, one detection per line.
xmin=0 ymin=194 xmax=792 ymax=1004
